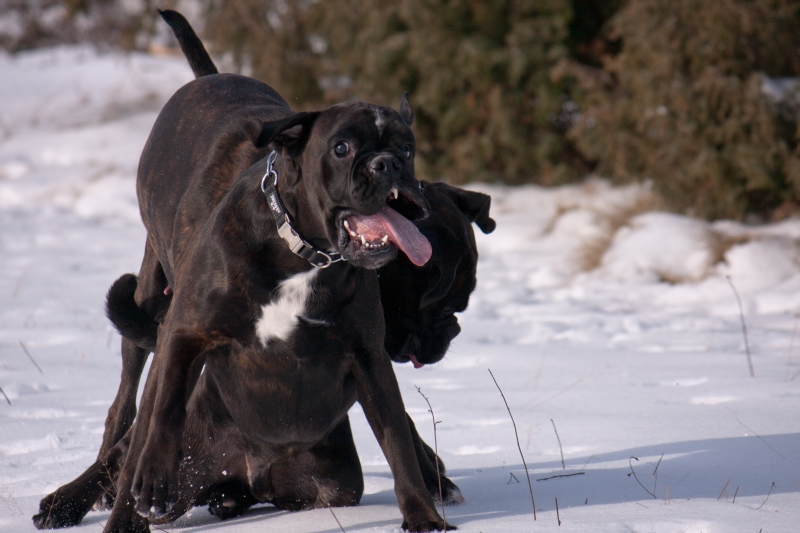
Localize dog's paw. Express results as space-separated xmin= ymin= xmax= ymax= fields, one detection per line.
xmin=102 ymin=509 xmax=150 ymax=533
xmin=93 ymin=490 xmax=116 ymax=511
xmin=207 ymin=483 xmax=254 ymax=520
xmin=433 ymin=477 xmax=465 ymax=506
xmin=131 ymin=446 xmax=179 ymax=520
xmin=401 ymin=518 xmax=458 ymax=532
xmin=32 ymin=491 xmax=87 ymax=530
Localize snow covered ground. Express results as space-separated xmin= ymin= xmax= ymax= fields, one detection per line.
xmin=1 ymin=46 xmax=798 ymax=533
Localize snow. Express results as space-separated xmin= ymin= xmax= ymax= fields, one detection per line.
xmin=1 ymin=46 xmax=798 ymax=532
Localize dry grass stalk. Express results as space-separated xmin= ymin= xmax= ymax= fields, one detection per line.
xmin=415 ymin=386 xmax=446 ymax=530
xmin=628 ymin=457 xmax=657 ymax=499
xmin=718 ymin=478 xmax=731 ymax=500
xmin=19 ymin=340 xmax=43 ymax=374
xmin=537 ymin=472 xmax=584 ymax=481
xmin=0 ymin=386 xmax=10 ymax=405
xmin=329 ymin=507 xmax=346 ymax=532
xmin=550 ymin=419 xmax=566 ymax=470
xmin=725 ymin=276 xmax=754 ymax=377
xmin=650 ymin=453 xmax=664 ymax=497
xmin=555 ymin=496 xmax=561 ymax=526
xmin=488 ymin=369 xmax=536 ymax=520
xmin=754 ymin=482 xmax=776 ymax=510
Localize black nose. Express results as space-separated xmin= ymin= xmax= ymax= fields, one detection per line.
xmin=368 ymin=154 xmax=401 ymax=178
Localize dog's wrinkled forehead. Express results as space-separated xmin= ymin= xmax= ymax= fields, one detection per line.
xmin=317 ymin=102 xmax=413 ymax=148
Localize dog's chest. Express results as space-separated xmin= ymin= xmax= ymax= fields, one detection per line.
xmin=255 ymin=269 xmax=326 ymax=345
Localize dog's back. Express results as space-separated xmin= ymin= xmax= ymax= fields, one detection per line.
xmin=137 ymin=74 xmax=292 ymax=282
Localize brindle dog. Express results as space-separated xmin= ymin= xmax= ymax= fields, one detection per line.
xmin=31 ymin=13 xmax=461 ymax=533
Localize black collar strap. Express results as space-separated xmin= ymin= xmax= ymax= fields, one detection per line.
xmin=260 ymin=151 xmax=346 ymax=268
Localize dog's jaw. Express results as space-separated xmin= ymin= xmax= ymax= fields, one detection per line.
xmin=335 ymin=185 xmax=431 ymax=269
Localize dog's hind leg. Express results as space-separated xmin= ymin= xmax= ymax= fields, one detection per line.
xmin=97 ymin=338 xmax=149 ymax=461
xmin=269 ymin=415 xmax=364 ymax=511
xmin=98 ymin=244 xmax=170 ymax=461
xmin=100 ymin=351 xmax=164 ymax=533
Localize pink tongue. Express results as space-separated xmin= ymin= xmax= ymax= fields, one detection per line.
xmin=409 ymin=355 xmax=425 ymax=369
xmin=347 ymin=206 xmax=432 ymax=266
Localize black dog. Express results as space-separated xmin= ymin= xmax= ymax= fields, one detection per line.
xmin=34 ymin=13 xmax=453 ymax=533
xmin=64 ymin=180 xmax=492 ymax=524
xmin=33 ymin=11 xmax=494 ymax=532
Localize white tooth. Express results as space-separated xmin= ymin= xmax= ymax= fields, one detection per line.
xmin=392 ymin=187 xmax=399 ymax=200
xmin=360 ymin=235 xmax=366 ymax=245
xmin=344 ymin=220 xmax=350 ymax=230
xmin=381 ymin=235 xmax=389 ymax=243
xmin=349 ymin=230 xmax=358 ymax=237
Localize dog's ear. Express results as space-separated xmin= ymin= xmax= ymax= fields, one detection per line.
xmin=399 ymin=92 xmax=414 ymax=126
xmin=256 ymin=112 xmax=320 ymax=157
xmin=419 ymin=262 xmax=459 ymax=310
xmin=439 ymin=184 xmax=496 ymax=234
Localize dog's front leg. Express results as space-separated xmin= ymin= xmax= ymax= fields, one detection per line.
xmin=354 ymin=351 xmax=453 ymax=532
xmin=129 ymin=330 xmax=206 ymax=519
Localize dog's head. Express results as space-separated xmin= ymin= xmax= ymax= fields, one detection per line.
xmin=379 ymin=182 xmax=495 ymax=366
xmin=265 ymin=94 xmax=431 ymax=270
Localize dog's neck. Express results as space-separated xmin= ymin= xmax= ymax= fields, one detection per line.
xmin=261 ymin=151 xmax=345 ymax=269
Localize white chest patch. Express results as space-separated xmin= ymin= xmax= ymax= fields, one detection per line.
xmin=255 ymin=269 xmax=320 ymax=346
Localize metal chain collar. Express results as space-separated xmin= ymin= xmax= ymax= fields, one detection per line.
xmin=260 ymin=151 xmax=346 ymax=268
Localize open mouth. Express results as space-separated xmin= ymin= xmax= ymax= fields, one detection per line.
xmin=338 ymin=187 xmax=432 ymax=266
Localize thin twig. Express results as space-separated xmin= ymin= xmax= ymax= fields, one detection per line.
xmin=537 ymin=472 xmax=585 ymax=481
xmin=19 ymin=340 xmax=43 ymax=374
xmin=650 ymin=452 xmax=664 ymax=497
xmin=665 ymin=485 xmax=671 ymax=504
xmin=416 ymin=386 xmax=446 ymax=530
xmin=329 ymin=507 xmax=346 ymax=533
xmin=0 ymin=491 xmax=24 ymax=515
xmin=754 ymin=482 xmax=775 ymax=510
xmin=732 ymin=486 xmax=739 ymax=503
xmin=725 ymin=276 xmax=754 ymax=377
xmin=550 ymin=419 xmax=565 ymax=470
xmin=488 ymin=369 xmax=536 ymax=520
xmin=777 ymin=478 xmax=799 ymax=512
xmin=0 ymin=386 xmax=10 ymax=405
xmin=628 ymin=457 xmax=657 ymax=499
xmin=555 ymin=497 xmax=561 ymax=526
xmin=727 ymin=408 xmax=786 ymax=460
xmin=718 ymin=478 xmax=731 ymax=501
xmin=675 ymin=471 xmax=691 ymax=486
xmin=635 ymin=502 xmax=648 ymax=508
xmin=580 ymin=454 xmax=595 ymax=471
xmin=507 ymin=473 xmax=520 ymax=484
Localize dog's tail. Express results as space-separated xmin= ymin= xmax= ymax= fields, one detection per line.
xmin=159 ymin=9 xmax=218 ymax=78
xmin=106 ymin=274 xmax=159 ymax=352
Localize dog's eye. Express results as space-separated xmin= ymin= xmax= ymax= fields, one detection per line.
xmin=402 ymin=144 xmax=413 ymax=159
xmin=333 ymin=141 xmax=349 ymax=157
